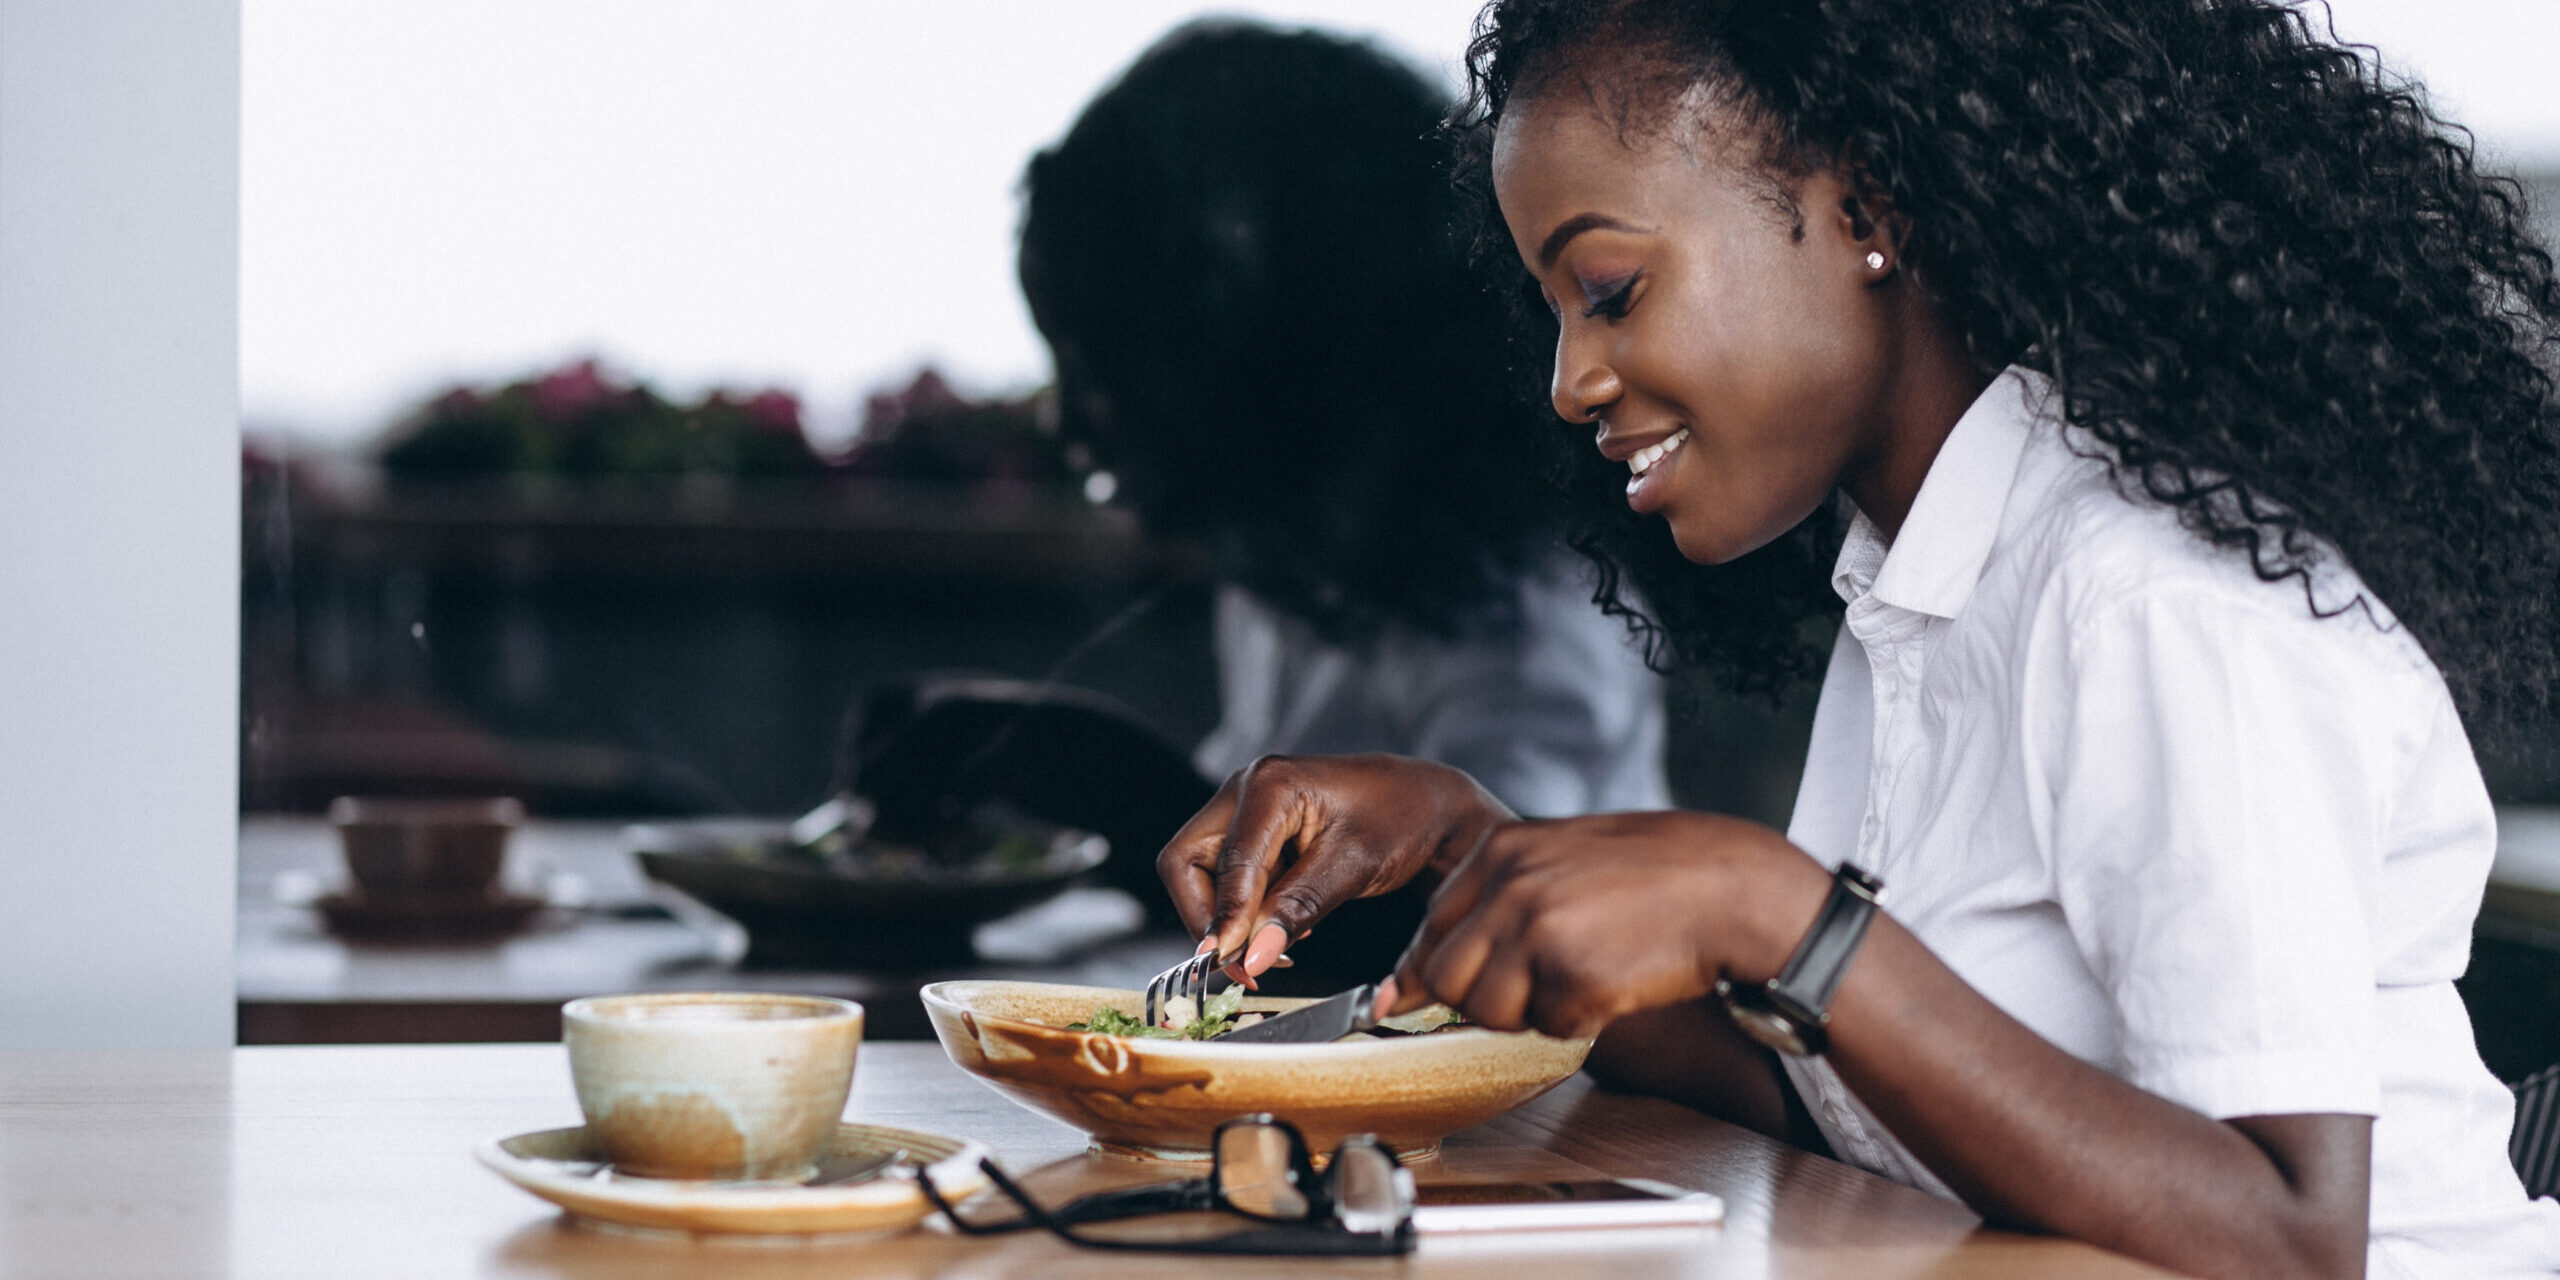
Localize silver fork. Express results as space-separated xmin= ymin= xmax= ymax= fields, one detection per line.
xmin=1142 ymin=949 xmax=1221 ymax=1028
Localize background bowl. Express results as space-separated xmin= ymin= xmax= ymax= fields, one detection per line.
xmin=628 ymin=818 xmax=1107 ymax=968
xmin=920 ymin=979 xmax=1592 ymax=1161
xmin=329 ymin=795 xmax=522 ymax=900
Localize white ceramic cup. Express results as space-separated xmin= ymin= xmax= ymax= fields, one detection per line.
xmin=562 ymin=992 xmax=864 ymax=1181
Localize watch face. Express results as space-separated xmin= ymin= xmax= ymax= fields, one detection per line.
xmin=1719 ymin=982 xmax=1820 ymax=1056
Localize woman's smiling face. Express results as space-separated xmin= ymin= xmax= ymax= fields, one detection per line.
xmin=1493 ymin=91 xmax=1907 ymax=565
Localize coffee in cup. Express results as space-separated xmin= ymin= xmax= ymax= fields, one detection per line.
xmin=561 ymin=992 xmax=863 ymax=1181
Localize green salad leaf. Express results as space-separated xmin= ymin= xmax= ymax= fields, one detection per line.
xmin=1065 ymin=1006 xmax=1171 ymax=1038
xmin=1068 ymin=986 xmax=1250 ymax=1040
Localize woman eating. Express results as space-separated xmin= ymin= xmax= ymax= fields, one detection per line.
xmin=1158 ymin=2 xmax=2560 ymax=1276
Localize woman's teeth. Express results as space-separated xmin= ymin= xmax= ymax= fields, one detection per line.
xmin=1624 ymin=428 xmax=1690 ymax=497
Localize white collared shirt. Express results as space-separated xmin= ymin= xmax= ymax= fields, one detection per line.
xmin=1782 ymin=368 xmax=2560 ymax=1279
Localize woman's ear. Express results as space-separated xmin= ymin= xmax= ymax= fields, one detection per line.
xmin=1841 ymin=194 xmax=1877 ymax=241
xmin=1838 ymin=192 xmax=1909 ymax=279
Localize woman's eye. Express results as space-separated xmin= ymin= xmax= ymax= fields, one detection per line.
xmin=1580 ymin=272 xmax=1640 ymax=321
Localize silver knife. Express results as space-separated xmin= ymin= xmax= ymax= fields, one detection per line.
xmin=1218 ymin=982 xmax=1380 ymax=1044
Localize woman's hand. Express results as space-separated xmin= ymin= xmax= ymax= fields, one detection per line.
xmin=1382 ymin=810 xmax=1832 ymax=1039
xmin=1156 ymin=754 xmax=1513 ymax=978
xmin=1383 ymin=811 xmax=2371 ymax=1280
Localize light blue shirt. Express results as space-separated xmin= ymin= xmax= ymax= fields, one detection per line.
xmin=1192 ymin=554 xmax=1669 ymax=818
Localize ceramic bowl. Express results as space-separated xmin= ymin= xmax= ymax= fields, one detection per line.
xmin=628 ymin=817 xmax=1107 ymax=968
xmin=920 ymin=979 xmax=1592 ymax=1161
xmin=330 ymin=795 xmax=522 ymax=899
xmin=563 ymin=992 xmax=864 ymax=1181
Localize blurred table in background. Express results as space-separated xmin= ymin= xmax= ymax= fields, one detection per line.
xmin=236 ymin=815 xmax=1195 ymax=1045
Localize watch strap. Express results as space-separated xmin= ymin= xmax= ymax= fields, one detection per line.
xmin=1717 ymin=862 xmax=1884 ymax=1055
xmin=1766 ymin=862 xmax=1885 ymax=1019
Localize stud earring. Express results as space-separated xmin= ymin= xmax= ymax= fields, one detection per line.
xmin=1864 ymin=251 xmax=1887 ymax=271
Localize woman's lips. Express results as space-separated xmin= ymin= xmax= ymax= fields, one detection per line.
xmin=1623 ymin=427 xmax=1689 ymax=513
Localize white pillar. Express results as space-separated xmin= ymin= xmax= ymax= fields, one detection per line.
xmin=0 ymin=0 xmax=242 ymax=1048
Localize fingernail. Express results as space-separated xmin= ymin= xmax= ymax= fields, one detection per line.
xmin=1371 ymin=978 xmax=1399 ymax=1021
xmin=1271 ymin=953 xmax=1294 ymax=969
xmin=1223 ymin=961 xmax=1256 ymax=992
xmin=1243 ymin=922 xmax=1288 ymax=976
xmin=1195 ymin=935 xmax=1219 ymax=956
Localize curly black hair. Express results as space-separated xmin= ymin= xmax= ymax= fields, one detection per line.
xmin=1018 ymin=20 xmax=1560 ymax=646
xmin=1454 ymin=0 xmax=2560 ymax=742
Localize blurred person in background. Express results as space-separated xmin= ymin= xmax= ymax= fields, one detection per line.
xmin=1001 ymin=18 xmax=1670 ymax=980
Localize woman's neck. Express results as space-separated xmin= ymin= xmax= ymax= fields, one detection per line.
xmin=1839 ymin=296 xmax=1996 ymax=541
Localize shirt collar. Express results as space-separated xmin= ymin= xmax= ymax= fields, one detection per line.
xmin=1830 ymin=366 xmax=2048 ymax=619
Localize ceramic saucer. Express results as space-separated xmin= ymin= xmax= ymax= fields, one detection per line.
xmin=315 ymin=890 xmax=549 ymax=941
xmin=476 ymin=1120 xmax=986 ymax=1238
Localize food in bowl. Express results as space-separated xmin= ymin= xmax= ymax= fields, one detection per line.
xmin=1063 ymin=992 xmax=1464 ymax=1041
xmin=1065 ymin=988 xmax=1255 ymax=1040
xmin=921 ymin=979 xmax=1592 ymax=1161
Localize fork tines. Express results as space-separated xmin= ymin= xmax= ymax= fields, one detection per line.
xmin=1142 ymin=951 xmax=1220 ymax=1028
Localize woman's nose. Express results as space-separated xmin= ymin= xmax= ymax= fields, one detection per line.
xmin=1549 ymin=329 xmax=1621 ymax=424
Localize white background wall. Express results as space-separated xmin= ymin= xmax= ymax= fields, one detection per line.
xmin=0 ymin=0 xmax=241 ymax=1049
xmin=238 ymin=0 xmax=1495 ymax=447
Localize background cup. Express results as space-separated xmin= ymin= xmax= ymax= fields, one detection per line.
xmin=329 ymin=796 xmax=522 ymax=900
xmin=562 ymin=992 xmax=863 ymax=1181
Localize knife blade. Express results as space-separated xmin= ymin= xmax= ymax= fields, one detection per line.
xmin=1217 ymin=982 xmax=1380 ymax=1044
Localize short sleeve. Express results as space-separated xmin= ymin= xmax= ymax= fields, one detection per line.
xmin=2035 ymin=585 xmax=2391 ymax=1120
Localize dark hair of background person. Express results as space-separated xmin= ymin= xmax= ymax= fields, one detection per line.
xmin=1450 ymin=0 xmax=2560 ymax=746
xmin=1019 ymin=19 xmax=1561 ymax=647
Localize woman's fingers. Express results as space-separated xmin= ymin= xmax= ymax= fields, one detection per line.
xmin=1385 ymin=811 xmax=1779 ymax=1038
xmin=1387 ymin=826 xmax=1513 ymax=1015
xmin=1155 ymin=758 xmax=1334 ymax=960
xmin=1524 ymin=965 xmax=1614 ymax=1042
xmin=1159 ymin=754 xmax=1520 ymax=984
xmin=1383 ymin=843 xmax=1490 ymax=1015
xmin=1243 ymin=838 xmax=1387 ymax=964
xmin=1395 ymin=883 xmax=1533 ymax=1028
xmin=1389 ymin=820 xmax=1633 ymax=1035
xmin=1155 ymin=774 xmax=1246 ymax=940
xmin=1200 ymin=758 xmax=1334 ymax=966
xmin=1450 ymin=938 xmax=1536 ymax=1031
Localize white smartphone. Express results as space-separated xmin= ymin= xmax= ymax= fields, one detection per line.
xmin=1410 ymin=1178 xmax=1724 ymax=1234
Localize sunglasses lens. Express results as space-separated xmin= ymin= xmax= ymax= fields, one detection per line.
xmin=1328 ymin=1143 xmax=1412 ymax=1236
xmin=1215 ymin=1123 xmax=1311 ymax=1219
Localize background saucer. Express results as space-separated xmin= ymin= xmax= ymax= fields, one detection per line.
xmin=314 ymin=890 xmax=548 ymax=941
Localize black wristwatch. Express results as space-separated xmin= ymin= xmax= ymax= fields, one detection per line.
xmin=1715 ymin=862 xmax=1884 ymax=1057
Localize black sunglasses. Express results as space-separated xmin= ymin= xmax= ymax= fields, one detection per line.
xmin=916 ymin=1114 xmax=1416 ymax=1256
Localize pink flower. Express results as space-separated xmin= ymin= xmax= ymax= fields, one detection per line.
xmin=532 ymin=359 xmax=615 ymax=422
xmin=742 ymin=390 xmax=802 ymax=436
xmin=862 ymin=368 xmax=962 ymax=435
